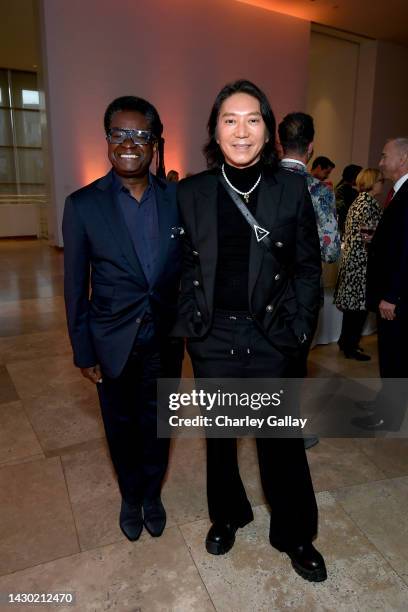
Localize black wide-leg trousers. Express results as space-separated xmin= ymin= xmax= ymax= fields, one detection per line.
xmin=187 ymin=311 xmax=318 ymax=552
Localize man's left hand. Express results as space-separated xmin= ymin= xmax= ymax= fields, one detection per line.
xmin=379 ymin=299 xmax=396 ymax=320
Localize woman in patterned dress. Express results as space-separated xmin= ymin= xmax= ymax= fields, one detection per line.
xmin=334 ymin=168 xmax=384 ymax=360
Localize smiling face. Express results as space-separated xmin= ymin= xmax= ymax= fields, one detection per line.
xmin=107 ymin=110 xmax=155 ymax=178
xmin=216 ymin=92 xmax=269 ymax=168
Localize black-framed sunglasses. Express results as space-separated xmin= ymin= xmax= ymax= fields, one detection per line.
xmin=106 ymin=127 xmax=156 ymax=146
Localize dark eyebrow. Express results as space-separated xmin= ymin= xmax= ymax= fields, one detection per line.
xmin=220 ymin=111 xmax=262 ymax=117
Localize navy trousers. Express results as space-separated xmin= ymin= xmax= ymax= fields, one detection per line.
xmin=97 ymin=321 xmax=183 ymax=505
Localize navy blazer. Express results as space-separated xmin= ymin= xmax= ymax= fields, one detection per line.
xmin=366 ymin=178 xmax=408 ymax=315
xmin=63 ymin=170 xmax=182 ymax=378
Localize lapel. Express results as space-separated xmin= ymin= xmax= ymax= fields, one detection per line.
xmin=248 ymin=171 xmax=283 ymax=301
xmin=151 ymin=176 xmax=175 ymax=284
xmin=196 ymin=172 xmax=219 ymax=313
xmin=95 ymin=170 xmax=147 ymax=282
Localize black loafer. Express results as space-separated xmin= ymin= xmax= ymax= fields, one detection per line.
xmin=143 ymin=497 xmax=166 ymax=537
xmin=119 ymin=499 xmax=143 ymax=542
xmin=351 ymin=415 xmax=397 ymax=431
xmin=287 ymin=543 xmax=327 ymax=582
xmin=206 ymin=522 xmax=238 ymax=555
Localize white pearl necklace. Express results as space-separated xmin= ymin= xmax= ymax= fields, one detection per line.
xmin=221 ymin=163 xmax=262 ymax=203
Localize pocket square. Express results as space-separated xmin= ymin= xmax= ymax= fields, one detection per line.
xmin=170 ymin=226 xmax=185 ymax=238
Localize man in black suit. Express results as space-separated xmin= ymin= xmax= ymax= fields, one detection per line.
xmin=172 ymin=80 xmax=326 ymax=582
xmin=353 ymin=138 xmax=408 ymax=431
xmin=63 ymin=96 xmax=183 ymax=541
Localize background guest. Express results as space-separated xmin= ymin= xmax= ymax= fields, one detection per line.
xmin=166 ymin=169 xmax=179 ymax=182
xmin=335 ymin=164 xmax=362 ymax=236
xmin=310 ymin=155 xmax=336 ymax=189
xmin=334 ymin=168 xmax=383 ymax=360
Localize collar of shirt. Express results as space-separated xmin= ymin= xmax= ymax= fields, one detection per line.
xmin=112 ymin=170 xmax=153 ymax=199
xmin=393 ymin=172 xmax=408 ymax=194
xmin=281 ymin=157 xmax=306 ymax=168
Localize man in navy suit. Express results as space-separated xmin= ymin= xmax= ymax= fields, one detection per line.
xmin=353 ymin=137 xmax=408 ymax=431
xmin=63 ymin=96 xmax=183 ymax=541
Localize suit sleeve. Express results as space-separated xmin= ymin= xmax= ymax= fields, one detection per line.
xmin=170 ymin=181 xmax=197 ymax=336
xmin=292 ymin=181 xmax=322 ymax=343
xmin=62 ymin=195 xmax=97 ymax=368
xmin=383 ymin=201 xmax=408 ymax=306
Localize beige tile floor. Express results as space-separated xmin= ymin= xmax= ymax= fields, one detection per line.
xmin=0 ymin=239 xmax=407 ymax=611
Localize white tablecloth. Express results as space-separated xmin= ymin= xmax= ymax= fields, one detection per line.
xmin=313 ymin=287 xmax=376 ymax=346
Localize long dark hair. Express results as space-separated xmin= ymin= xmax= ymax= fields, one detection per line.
xmin=203 ymin=79 xmax=278 ymax=170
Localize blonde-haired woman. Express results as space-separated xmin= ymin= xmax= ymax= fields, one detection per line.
xmin=334 ymin=168 xmax=383 ymax=359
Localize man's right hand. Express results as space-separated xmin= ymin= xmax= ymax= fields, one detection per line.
xmin=80 ymin=365 xmax=103 ymax=384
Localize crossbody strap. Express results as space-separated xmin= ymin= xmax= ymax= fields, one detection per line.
xmin=218 ymin=174 xmax=273 ymax=252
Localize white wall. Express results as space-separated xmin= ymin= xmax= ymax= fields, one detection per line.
xmin=368 ymin=41 xmax=408 ymax=166
xmin=39 ymin=0 xmax=311 ymax=245
xmin=307 ymin=31 xmax=361 ymax=186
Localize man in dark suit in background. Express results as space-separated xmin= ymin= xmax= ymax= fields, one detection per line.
xmin=63 ymin=96 xmax=183 ymax=540
xmin=354 ymin=137 xmax=408 ymax=431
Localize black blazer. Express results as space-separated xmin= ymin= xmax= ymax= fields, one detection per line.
xmin=366 ymin=178 xmax=408 ymax=315
xmin=63 ymin=170 xmax=182 ymax=378
xmin=172 ymin=167 xmax=322 ymax=355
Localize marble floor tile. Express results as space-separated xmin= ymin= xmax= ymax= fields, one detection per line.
xmin=0 ymin=400 xmax=44 ymax=465
xmin=0 ymin=309 xmax=66 ymax=337
xmin=237 ymin=437 xmax=266 ymax=506
xmin=0 ymin=330 xmax=71 ymax=365
xmin=164 ymin=436 xmax=265 ymax=529
xmin=0 ymin=528 xmax=215 ymax=612
xmin=163 ymin=438 xmax=208 ymax=525
xmin=181 ymin=494 xmax=408 ymax=611
xmin=0 ymin=457 xmax=79 ymax=575
xmin=0 ymin=365 xmax=19 ymax=404
xmin=63 ymin=439 xmax=207 ymax=551
xmin=6 ymin=355 xmax=80 ymax=400
xmin=61 ymin=445 xmax=126 ymax=551
xmin=0 ymin=295 xmax=65 ymax=317
xmin=354 ymin=438 xmax=408 ymax=477
xmin=335 ymin=477 xmax=408 ymax=583
xmin=22 ymin=379 xmax=104 ymax=453
xmin=307 ymin=437 xmax=386 ymax=491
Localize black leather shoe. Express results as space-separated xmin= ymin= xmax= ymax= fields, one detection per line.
xmin=206 ymin=522 xmax=238 ymax=555
xmin=351 ymin=415 xmax=396 ymax=431
xmin=143 ymin=498 xmax=166 ymax=537
xmin=287 ymin=543 xmax=327 ymax=582
xmin=343 ymin=349 xmax=371 ymax=361
xmin=119 ymin=500 xmax=143 ymax=541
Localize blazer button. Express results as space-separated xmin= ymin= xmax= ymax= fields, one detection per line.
xmin=196 ymin=310 xmax=201 ymax=317
xmin=274 ymin=273 xmax=281 ymax=281
xmin=193 ymin=280 xmax=200 ymax=287
xmin=136 ymin=317 xmax=142 ymax=324
xmin=266 ymin=304 xmax=274 ymax=312
xmin=275 ymin=241 xmax=283 ymax=248
xmin=192 ymin=250 xmax=199 ymax=256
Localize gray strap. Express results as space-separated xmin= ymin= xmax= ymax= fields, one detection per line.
xmin=219 ymin=174 xmax=273 ymax=251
